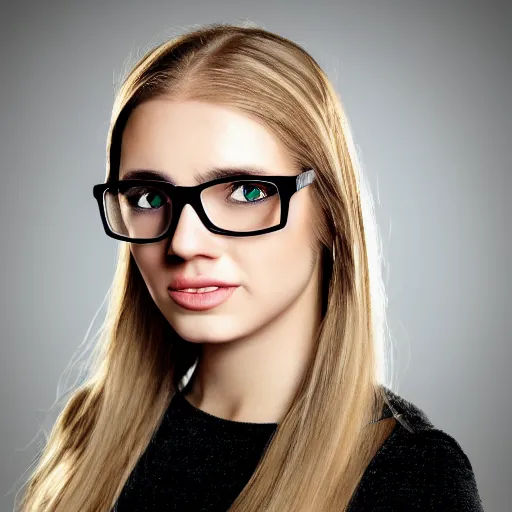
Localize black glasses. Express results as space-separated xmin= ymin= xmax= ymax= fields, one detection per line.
xmin=92 ymin=168 xmax=316 ymax=243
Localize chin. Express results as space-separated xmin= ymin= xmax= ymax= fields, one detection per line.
xmin=174 ymin=331 xmax=239 ymax=345
xmin=167 ymin=316 xmax=243 ymax=344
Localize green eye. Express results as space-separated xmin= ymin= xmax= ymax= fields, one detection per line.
xmin=242 ymin=184 xmax=263 ymax=201
xmin=123 ymin=187 xmax=167 ymax=210
xmin=145 ymin=193 xmax=165 ymax=208
xmin=229 ymin=183 xmax=270 ymax=204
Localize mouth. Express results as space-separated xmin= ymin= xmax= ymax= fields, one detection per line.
xmin=173 ymin=286 xmax=221 ymax=293
xmin=167 ymin=286 xmax=239 ymax=311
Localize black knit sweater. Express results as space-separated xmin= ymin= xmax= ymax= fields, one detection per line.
xmin=114 ymin=387 xmax=484 ymax=511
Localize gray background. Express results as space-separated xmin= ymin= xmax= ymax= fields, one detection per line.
xmin=1 ymin=1 xmax=510 ymax=510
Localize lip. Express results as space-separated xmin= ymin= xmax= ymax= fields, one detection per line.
xmin=168 ymin=286 xmax=239 ymax=311
xmin=168 ymin=276 xmax=238 ymax=291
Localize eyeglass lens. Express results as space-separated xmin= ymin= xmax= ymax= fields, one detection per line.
xmin=103 ymin=180 xmax=282 ymax=238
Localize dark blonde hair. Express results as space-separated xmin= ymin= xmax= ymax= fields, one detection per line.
xmin=16 ymin=22 xmax=400 ymax=511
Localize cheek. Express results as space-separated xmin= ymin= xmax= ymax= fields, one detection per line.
xmin=130 ymin=246 xmax=165 ymax=296
xmin=242 ymin=218 xmax=315 ymax=296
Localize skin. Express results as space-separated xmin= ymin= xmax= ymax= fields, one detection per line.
xmin=119 ymin=98 xmax=323 ymax=423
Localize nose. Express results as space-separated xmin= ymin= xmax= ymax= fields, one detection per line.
xmin=167 ymin=203 xmax=221 ymax=259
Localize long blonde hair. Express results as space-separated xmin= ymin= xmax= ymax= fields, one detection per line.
xmin=16 ymin=22 xmax=400 ymax=511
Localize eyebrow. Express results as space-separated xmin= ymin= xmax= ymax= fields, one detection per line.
xmin=119 ymin=166 xmax=271 ymax=185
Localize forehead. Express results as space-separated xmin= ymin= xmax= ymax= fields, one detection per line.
xmin=118 ymin=98 xmax=296 ymax=185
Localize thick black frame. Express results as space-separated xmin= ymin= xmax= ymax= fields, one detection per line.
xmin=92 ymin=168 xmax=316 ymax=242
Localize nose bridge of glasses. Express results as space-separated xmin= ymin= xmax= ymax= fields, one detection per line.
xmin=170 ymin=185 xmax=208 ymax=232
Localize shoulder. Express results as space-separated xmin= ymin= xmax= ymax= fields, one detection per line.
xmin=348 ymin=387 xmax=484 ymax=511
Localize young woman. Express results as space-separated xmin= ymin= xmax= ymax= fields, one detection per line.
xmin=17 ymin=23 xmax=484 ymax=512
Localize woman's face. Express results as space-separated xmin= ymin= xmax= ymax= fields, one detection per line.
xmin=119 ymin=98 xmax=321 ymax=343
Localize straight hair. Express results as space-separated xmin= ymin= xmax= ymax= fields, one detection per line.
xmin=16 ymin=22 xmax=402 ymax=512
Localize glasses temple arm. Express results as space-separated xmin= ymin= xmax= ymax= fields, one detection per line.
xmin=296 ymin=169 xmax=316 ymax=191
